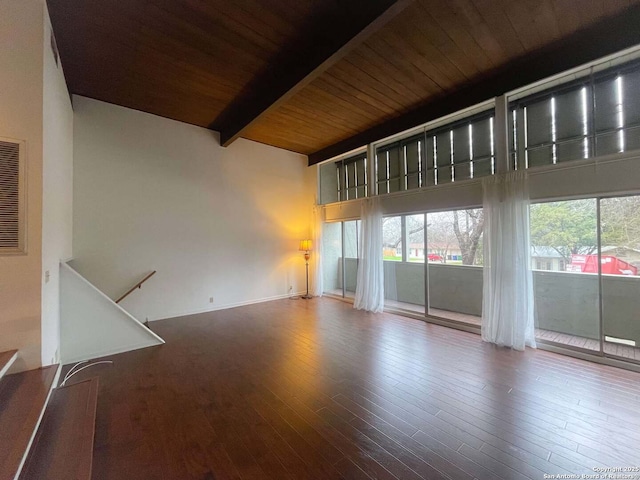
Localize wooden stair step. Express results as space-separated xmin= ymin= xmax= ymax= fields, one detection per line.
xmin=0 ymin=350 xmax=18 ymax=381
xmin=0 ymin=365 xmax=58 ymax=480
xmin=20 ymin=377 xmax=99 ymax=480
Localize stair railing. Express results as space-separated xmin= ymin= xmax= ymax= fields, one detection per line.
xmin=115 ymin=270 xmax=156 ymax=304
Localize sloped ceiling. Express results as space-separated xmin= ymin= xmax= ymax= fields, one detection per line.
xmin=48 ymin=0 xmax=640 ymax=163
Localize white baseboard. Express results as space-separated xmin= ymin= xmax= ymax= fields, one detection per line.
xmin=148 ymin=291 xmax=307 ymax=322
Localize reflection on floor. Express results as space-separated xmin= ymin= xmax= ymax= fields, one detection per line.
xmin=64 ymin=297 xmax=640 ymax=478
xmin=326 ymin=290 xmax=640 ymax=361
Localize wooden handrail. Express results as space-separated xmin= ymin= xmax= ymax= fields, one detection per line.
xmin=115 ymin=271 xmax=156 ymax=304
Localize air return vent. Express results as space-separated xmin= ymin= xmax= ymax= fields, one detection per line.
xmin=0 ymin=138 xmax=25 ymax=253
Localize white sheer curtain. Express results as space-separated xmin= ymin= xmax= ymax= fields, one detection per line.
xmin=311 ymin=204 xmax=323 ymax=297
xmin=354 ymin=197 xmax=384 ymax=312
xmin=482 ymin=171 xmax=536 ymax=350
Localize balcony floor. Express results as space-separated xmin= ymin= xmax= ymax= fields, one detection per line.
xmin=424 ymin=307 xmax=640 ymax=361
xmin=328 ymin=291 xmax=640 ymax=362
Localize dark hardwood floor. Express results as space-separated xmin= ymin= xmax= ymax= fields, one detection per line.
xmin=65 ymin=297 xmax=640 ymax=480
xmin=20 ymin=377 xmax=98 ymax=480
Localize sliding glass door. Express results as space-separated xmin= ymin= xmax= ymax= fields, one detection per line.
xmin=528 ymin=196 xmax=640 ymax=364
xmin=323 ymin=197 xmax=640 ymax=365
xmin=426 ymin=209 xmax=484 ymax=326
xmin=600 ymin=195 xmax=640 ymax=361
xmin=530 ymin=199 xmax=601 ymax=352
xmin=383 ymin=214 xmax=425 ymax=314
xmin=321 ymin=220 xmax=360 ymax=298
xmin=343 ymin=220 xmax=360 ymax=299
xmin=322 ymin=221 xmax=343 ymax=297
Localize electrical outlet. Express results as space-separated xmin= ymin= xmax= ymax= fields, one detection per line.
xmin=289 ymin=285 xmax=293 ymax=292
xmin=44 ymin=270 xmax=50 ymax=283
xmin=209 ymin=297 xmax=214 ymax=303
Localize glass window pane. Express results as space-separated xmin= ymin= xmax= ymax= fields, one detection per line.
xmin=337 ymin=163 xmax=347 ymax=201
xmin=384 ymin=214 xmax=425 ymax=315
xmin=626 ymin=127 xmax=640 ymax=152
xmin=426 ymin=209 xmax=484 ymax=325
xmin=355 ymin=157 xmax=366 ymax=198
xmin=377 ymin=164 xmax=388 ymax=194
xmin=511 ymin=108 xmax=526 ymax=169
xmin=346 ymin=163 xmax=356 ymax=199
xmin=344 ymin=220 xmax=360 ymax=299
xmin=453 ymin=163 xmax=470 ymax=182
xmin=332 ymin=153 xmax=367 ymax=201
xmin=388 ymin=145 xmax=402 ymax=193
xmin=508 ymin=61 xmax=640 ymax=169
xmin=435 ymin=131 xmax=451 ymax=167
xmin=530 ymin=199 xmax=600 ymax=352
xmin=376 ymin=144 xmax=404 ymax=194
xmin=527 ymin=99 xmax=552 ymax=146
xmin=452 ymin=124 xmax=470 ymax=165
xmin=473 ymin=117 xmax=493 ymax=160
xmin=404 ymin=138 xmax=423 ymax=191
xmin=596 ymin=131 xmax=620 ymax=157
xmin=322 ymin=222 xmax=343 ymax=296
xmin=426 ymin=135 xmax=437 ymax=186
xmin=624 ymin=69 xmax=640 ymax=126
xmin=405 ymin=139 xmax=421 ymax=174
xmin=437 ymin=169 xmax=453 ymax=186
xmin=407 ymin=173 xmax=421 ymax=190
xmin=527 ymin=145 xmax=553 ymax=168
xmin=319 ymin=162 xmax=339 ymax=205
xmin=557 ymin=139 xmax=585 ymax=163
xmin=555 ymin=88 xmax=584 ymax=140
xmin=407 ymin=214 xmax=425 ymax=263
xmin=388 ymin=178 xmax=402 ymax=193
xmin=376 ymin=150 xmax=388 ymax=183
xmin=595 ymin=77 xmax=618 ymax=133
xmin=382 ymin=216 xmax=402 ymax=261
xmin=600 ymin=195 xmax=640 ymax=359
xmin=473 ymin=158 xmax=493 ymax=178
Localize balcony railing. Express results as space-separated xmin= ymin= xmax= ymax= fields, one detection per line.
xmin=326 ymin=257 xmax=640 ymax=360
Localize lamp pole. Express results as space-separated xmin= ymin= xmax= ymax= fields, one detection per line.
xmin=298 ymin=240 xmax=313 ymax=300
xmin=302 ymin=250 xmax=312 ymax=299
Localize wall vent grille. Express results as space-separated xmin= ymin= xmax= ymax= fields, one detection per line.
xmin=0 ymin=139 xmax=25 ymax=253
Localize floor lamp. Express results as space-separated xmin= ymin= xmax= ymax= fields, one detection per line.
xmin=299 ymin=239 xmax=313 ymax=299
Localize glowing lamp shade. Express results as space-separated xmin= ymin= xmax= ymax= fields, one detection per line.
xmin=299 ymin=239 xmax=312 ymax=252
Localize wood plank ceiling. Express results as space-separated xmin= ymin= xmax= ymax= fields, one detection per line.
xmin=48 ymin=0 xmax=640 ymax=163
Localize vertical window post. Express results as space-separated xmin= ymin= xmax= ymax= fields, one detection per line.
xmin=367 ymin=143 xmax=376 ymax=197
xmin=494 ymin=95 xmax=510 ymax=174
xmin=403 ymin=145 xmax=408 ymax=190
xmin=401 ymin=215 xmax=408 ymax=263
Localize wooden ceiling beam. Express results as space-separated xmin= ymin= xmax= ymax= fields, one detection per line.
xmin=214 ymin=0 xmax=414 ymax=147
xmin=308 ymin=4 xmax=640 ymax=165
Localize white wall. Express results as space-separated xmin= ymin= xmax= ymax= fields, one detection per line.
xmin=0 ymin=0 xmax=44 ymax=372
xmin=41 ymin=3 xmax=73 ymax=366
xmin=72 ymin=96 xmax=316 ymax=321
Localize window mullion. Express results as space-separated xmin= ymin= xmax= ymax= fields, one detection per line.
xmin=401 ymin=215 xmax=408 ymax=263
xmin=494 ymin=94 xmax=510 ymax=174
